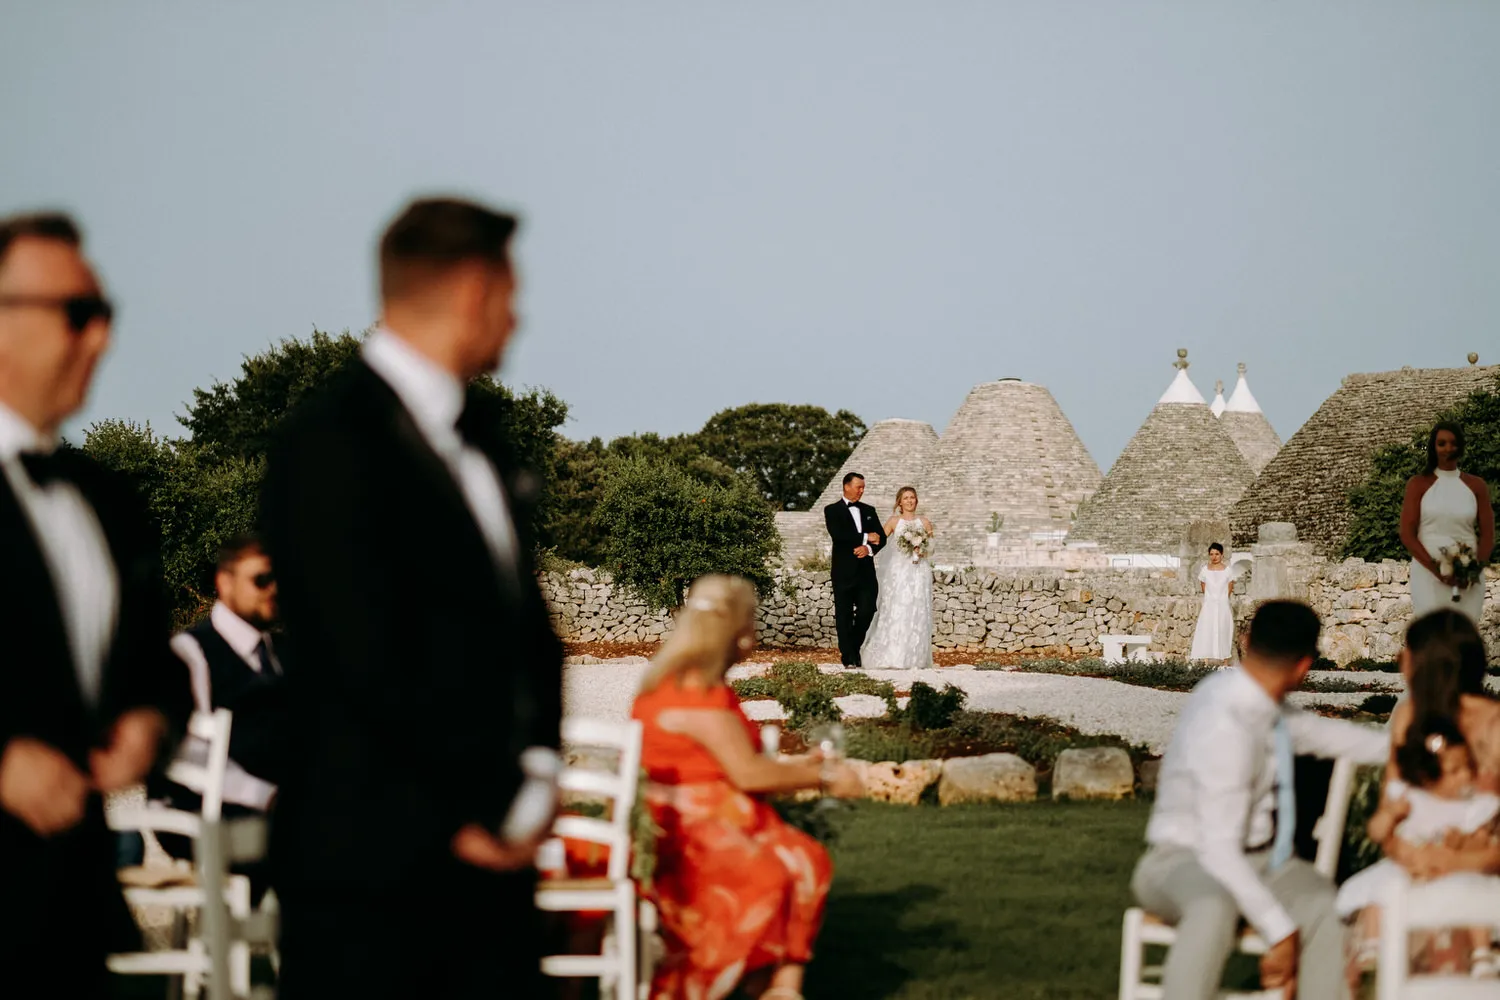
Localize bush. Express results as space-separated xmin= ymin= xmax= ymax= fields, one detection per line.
xmin=786 ymin=689 xmax=842 ymax=730
xmin=596 ymin=457 xmax=781 ymax=610
xmin=844 ymin=723 xmax=938 ymax=764
xmin=731 ymin=662 xmax=897 ymax=730
xmin=794 ymin=553 xmax=832 ymax=572
xmin=899 ymin=682 xmax=967 ymax=730
xmin=1357 ymin=693 xmax=1399 ymax=716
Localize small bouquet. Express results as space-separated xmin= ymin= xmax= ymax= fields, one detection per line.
xmin=894 ymin=521 xmax=932 ymax=563
xmin=1437 ymin=542 xmax=1485 ymax=603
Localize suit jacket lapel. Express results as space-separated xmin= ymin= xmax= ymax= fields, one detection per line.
xmin=0 ymin=472 xmax=89 ymax=723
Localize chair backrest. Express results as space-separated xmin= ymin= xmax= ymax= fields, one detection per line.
xmin=553 ymin=718 xmax=644 ymax=883
xmin=1377 ymin=875 xmax=1500 ymax=1000
xmin=1312 ymin=757 xmax=1357 ymax=878
xmin=165 ymin=709 xmax=234 ymax=821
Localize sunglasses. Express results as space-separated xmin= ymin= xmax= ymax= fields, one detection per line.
xmin=252 ymin=571 xmax=276 ymax=590
xmin=0 ymin=293 xmax=115 ymax=333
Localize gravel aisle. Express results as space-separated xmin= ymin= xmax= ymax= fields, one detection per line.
xmin=563 ymin=661 xmax=1413 ymax=755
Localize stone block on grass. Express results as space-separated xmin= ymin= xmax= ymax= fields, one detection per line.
xmin=1051 ymin=747 xmax=1134 ymax=801
xmin=938 ymin=753 xmax=1036 ymax=805
xmin=851 ymin=759 xmax=943 ymax=805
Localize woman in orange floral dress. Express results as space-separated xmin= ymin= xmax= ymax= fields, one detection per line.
xmin=632 ymin=575 xmax=865 ymax=1000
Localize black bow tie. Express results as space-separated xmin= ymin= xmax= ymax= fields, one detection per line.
xmin=845 ymin=501 xmax=858 ymax=508
xmin=18 ymin=450 xmax=70 ymax=488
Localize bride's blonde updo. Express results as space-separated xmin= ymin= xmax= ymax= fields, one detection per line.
xmin=893 ymin=486 xmax=918 ymax=513
xmin=638 ymin=574 xmax=759 ymax=693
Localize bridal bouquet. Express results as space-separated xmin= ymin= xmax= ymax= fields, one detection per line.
xmin=894 ymin=521 xmax=931 ymax=563
xmin=1437 ymin=542 xmax=1484 ymax=603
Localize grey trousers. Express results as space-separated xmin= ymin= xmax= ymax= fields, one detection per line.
xmin=1132 ymin=845 xmax=1347 ymax=1000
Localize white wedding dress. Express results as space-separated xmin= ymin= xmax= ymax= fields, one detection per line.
xmin=1410 ymin=467 xmax=1486 ymax=624
xmin=860 ymin=518 xmax=934 ymax=670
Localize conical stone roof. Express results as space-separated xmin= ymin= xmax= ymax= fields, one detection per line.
xmin=920 ymin=379 xmax=1102 ymax=563
xmin=1218 ymin=363 xmax=1282 ymax=476
xmin=1210 ymin=380 xmax=1227 ymax=417
xmin=779 ymin=418 xmax=940 ymax=562
xmin=812 ymin=418 xmax=940 ymax=511
xmin=1071 ymin=350 xmax=1256 ymax=554
xmin=1231 ymin=362 xmax=1500 ymax=554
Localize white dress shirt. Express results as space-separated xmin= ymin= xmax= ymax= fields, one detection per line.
xmin=1145 ymin=666 xmax=1388 ymax=944
xmin=170 ymin=602 xmax=279 ymax=811
xmin=362 ymin=328 xmax=519 ymax=577
xmin=846 ymin=501 xmax=867 ymax=549
xmin=0 ymin=401 xmax=118 ymax=707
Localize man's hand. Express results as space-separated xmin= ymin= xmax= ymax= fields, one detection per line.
xmin=451 ymin=823 xmax=546 ymax=872
xmin=90 ymin=709 xmax=166 ymax=793
xmin=854 ymin=546 xmax=870 ymax=558
xmin=1259 ymin=930 xmax=1298 ymax=999
xmin=0 ymin=737 xmax=90 ymax=836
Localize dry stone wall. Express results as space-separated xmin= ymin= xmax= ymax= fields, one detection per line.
xmin=539 ymin=563 xmax=1499 ymax=660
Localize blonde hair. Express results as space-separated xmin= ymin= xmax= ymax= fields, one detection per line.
xmin=638 ymin=575 xmax=759 ymax=693
xmin=893 ymin=486 xmax=918 ymax=513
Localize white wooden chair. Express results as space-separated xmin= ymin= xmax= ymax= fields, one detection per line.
xmin=1377 ymin=873 xmax=1500 ymax=1000
xmin=107 ymin=709 xmax=266 ymax=999
xmin=535 ymin=717 xmax=652 ymax=1000
xmin=1118 ymin=757 xmax=1359 ymax=1000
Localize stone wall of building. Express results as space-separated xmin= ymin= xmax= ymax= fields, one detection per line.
xmin=538 ymin=562 xmax=1499 ymax=661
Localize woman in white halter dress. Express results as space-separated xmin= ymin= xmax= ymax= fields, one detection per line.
xmin=1401 ymin=422 xmax=1494 ymax=624
xmin=860 ymin=487 xmax=934 ymax=670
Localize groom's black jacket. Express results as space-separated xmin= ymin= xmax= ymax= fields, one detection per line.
xmin=824 ymin=499 xmax=888 ymax=589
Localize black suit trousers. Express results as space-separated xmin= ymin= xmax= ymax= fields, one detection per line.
xmin=833 ymin=573 xmax=879 ymax=667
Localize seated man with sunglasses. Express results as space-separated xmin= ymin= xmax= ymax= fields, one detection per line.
xmin=147 ymin=534 xmax=288 ymax=899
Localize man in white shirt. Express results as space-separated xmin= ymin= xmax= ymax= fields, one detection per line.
xmin=1132 ymin=600 xmax=1387 ymax=999
xmin=0 ymin=211 xmax=189 ymax=996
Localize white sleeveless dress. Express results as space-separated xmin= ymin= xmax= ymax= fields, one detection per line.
xmin=1335 ymin=779 xmax=1500 ymax=916
xmin=1189 ymin=566 xmax=1234 ymax=660
xmin=860 ymin=518 xmax=934 ymax=670
xmin=1410 ymin=467 xmax=1485 ymax=624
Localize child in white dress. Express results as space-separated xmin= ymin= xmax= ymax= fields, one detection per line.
xmin=1337 ymin=715 xmax=1500 ymax=979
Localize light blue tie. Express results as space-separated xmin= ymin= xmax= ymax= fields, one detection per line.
xmin=1269 ymin=715 xmax=1296 ymax=870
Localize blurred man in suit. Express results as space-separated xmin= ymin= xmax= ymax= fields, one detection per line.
xmin=261 ymin=197 xmax=563 ymax=998
xmin=0 ymin=211 xmax=188 ymax=997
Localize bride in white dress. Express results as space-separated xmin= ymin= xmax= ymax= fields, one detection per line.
xmin=1401 ymin=421 xmax=1494 ymax=624
xmin=1189 ymin=543 xmax=1235 ymax=663
xmin=860 ymin=487 xmax=934 ymax=670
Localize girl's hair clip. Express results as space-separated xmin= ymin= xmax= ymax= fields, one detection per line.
xmin=685 ymin=597 xmax=720 ymax=613
xmin=1425 ymin=733 xmax=1446 ymax=754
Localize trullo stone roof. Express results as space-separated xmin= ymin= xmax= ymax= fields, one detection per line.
xmin=1070 ymin=349 xmax=1256 ymax=554
xmin=1218 ymin=362 xmax=1283 ymax=476
xmin=920 ymin=379 xmax=1102 ymax=563
xmin=1230 ymin=362 xmax=1500 ymax=555
xmin=777 ymin=418 xmax=940 ymax=562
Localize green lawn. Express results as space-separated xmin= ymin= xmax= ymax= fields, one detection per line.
xmin=804 ymin=799 xmax=1151 ymax=1000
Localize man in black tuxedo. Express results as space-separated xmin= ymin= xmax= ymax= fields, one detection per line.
xmin=823 ymin=472 xmax=887 ymax=668
xmin=261 ymin=197 xmax=564 ymax=998
xmin=151 ymin=534 xmax=285 ymax=899
xmin=0 ymin=211 xmax=189 ymax=997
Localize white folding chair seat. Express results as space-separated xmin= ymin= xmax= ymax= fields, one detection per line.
xmin=1118 ymin=757 xmax=1359 ymax=1000
xmin=535 ymin=717 xmax=652 ymax=1000
xmin=1377 ymin=873 xmax=1500 ymax=1000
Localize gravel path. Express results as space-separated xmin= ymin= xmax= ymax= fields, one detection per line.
xmin=562 ymin=661 xmax=1425 ymax=755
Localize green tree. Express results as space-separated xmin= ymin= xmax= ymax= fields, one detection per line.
xmin=83 ymin=330 xmax=568 ymax=624
xmin=1343 ymin=376 xmax=1500 ymax=562
xmin=697 ymin=403 xmax=866 ymax=511
xmin=595 ymin=458 xmax=781 ymax=610
xmin=541 ymin=432 xmax=741 ymax=566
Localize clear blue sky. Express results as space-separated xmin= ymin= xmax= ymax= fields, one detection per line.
xmin=4 ymin=2 xmax=1497 ymax=470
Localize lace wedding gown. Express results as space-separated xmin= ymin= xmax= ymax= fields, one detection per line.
xmin=1410 ymin=467 xmax=1486 ymax=624
xmin=860 ymin=518 xmax=934 ymax=670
